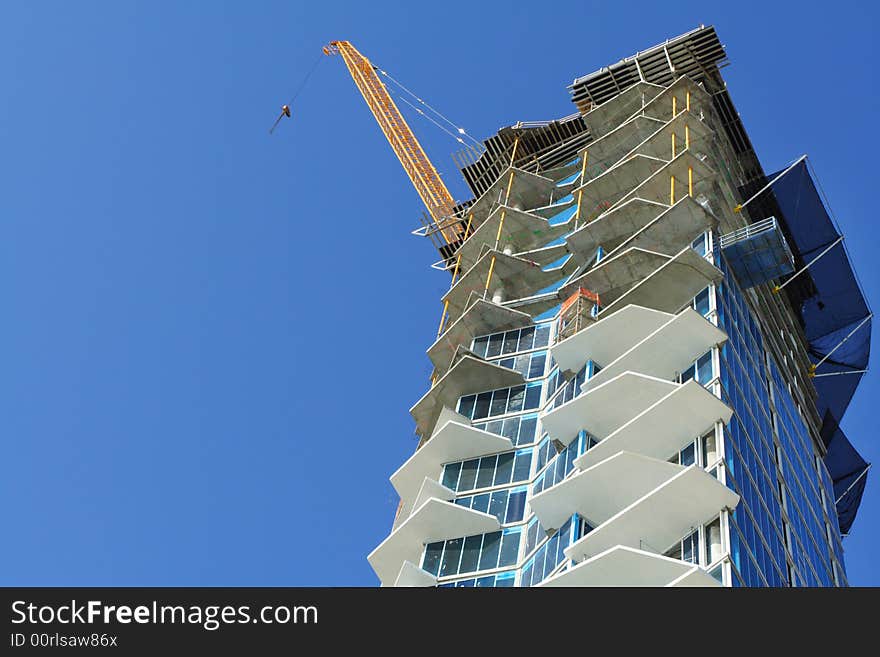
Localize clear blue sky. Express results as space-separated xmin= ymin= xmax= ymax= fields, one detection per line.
xmin=1 ymin=1 xmax=877 ymax=586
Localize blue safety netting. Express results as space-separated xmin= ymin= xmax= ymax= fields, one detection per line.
xmin=761 ymin=159 xmax=871 ymax=534
xmin=821 ymin=412 xmax=869 ymax=535
xmin=769 ymin=161 xmax=871 ymax=421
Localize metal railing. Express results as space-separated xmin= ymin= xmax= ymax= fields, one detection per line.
xmin=719 ymin=216 xmax=779 ymax=249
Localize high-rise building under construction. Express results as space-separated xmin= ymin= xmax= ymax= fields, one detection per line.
xmin=366 ymin=25 xmax=871 ymax=587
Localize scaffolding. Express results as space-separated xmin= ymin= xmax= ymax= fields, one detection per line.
xmin=557 ymin=288 xmax=601 ymax=342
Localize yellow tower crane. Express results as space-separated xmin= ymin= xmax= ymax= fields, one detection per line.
xmin=322 ymin=41 xmax=463 ymax=247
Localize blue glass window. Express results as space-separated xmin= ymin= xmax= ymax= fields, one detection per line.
xmin=680 ymin=443 xmax=696 ymax=467
xmin=455 ymin=488 xmax=526 ymax=523
xmin=459 ymin=535 xmax=482 ymax=573
xmin=459 ymin=384 xmax=542 ymax=421
xmin=528 ymin=353 xmax=547 ymax=378
xmin=503 ymin=331 xmax=519 ymax=355
xmin=524 ymin=383 xmax=542 ymax=410
xmin=442 ymin=449 xmax=531 ymax=492
xmin=476 ymin=456 xmax=497 ymax=489
xmin=440 ymin=538 xmax=462 ymax=577
xmin=473 ymin=392 xmax=492 ymax=419
xmin=518 ymin=327 xmax=535 ymax=351
xmin=506 ymin=489 xmax=526 ymax=523
xmin=446 ymin=571 xmax=516 ymax=588
xmin=490 ymin=389 xmax=509 ymax=416
xmin=471 ymin=324 xmax=550 ymax=359
xmin=679 ymin=350 xmax=714 ymax=385
xmin=441 ymin=462 xmax=461 ymax=489
xmin=469 ymin=493 xmax=490 ymax=513
xmin=507 ymin=385 xmax=525 ymax=413
xmin=498 ymin=530 xmax=520 ymax=567
xmin=488 ymin=490 xmax=508 ymax=520
xmin=518 ymin=415 xmax=538 ymax=444
xmin=534 ymin=324 xmax=551 ymax=348
xmin=520 ymin=516 xmax=580 ymax=586
xmin=423 ymin=542 xmax=444 ymax=576
xmin=486 ymin=333 xmax=503 ymax=358
xmin=513 ymin=450 xmax=532 ymax=482
xmin=478 ymin=532 xmax=501 ymax=571
xmin=694 ymin=286 xmax=711 ymax=316
xmin=533 ymin=433 xmax=586 ymax=494
xmin=692 ymin=232 xmax=708 ymax=256
xmin=697 ymin=351 xmax=713 ymax=383
xmin=472 ymin=335 xmax=489 ymax=358
xmin=457 ymin=395 xmax=475 ymax=419
xmin=458 ymin=459 xmax=478 ymax=491
xmin=494 ymin=453 xmax=514 ymax=485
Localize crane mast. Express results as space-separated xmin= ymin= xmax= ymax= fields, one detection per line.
xmin=324 ymin=41 xmax=462 ymax=246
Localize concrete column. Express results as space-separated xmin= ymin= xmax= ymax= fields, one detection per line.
xmin=707 ymin=522 xmax=723 ymax=565
xmin=703 ymin=431 xmax=717 ymax=465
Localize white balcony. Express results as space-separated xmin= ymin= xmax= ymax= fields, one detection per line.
xmin=390 ymin=419 xmax=513 ymax=513
xmin=563 ymin=466 xmax=739 ymax=562
xmin=600 ymin=244 xmax=723 ymax=317
xmin=368 ymin=498 xmax=501 ymax=586
xmin=568 ymin=195 xmax=716 ymax=264
xmin=666 ymin=568 xmax=722 ymax=587
xmin=550 ymin=304 xmax=673 ymax=374
xmin=630 ymin=109 xmax=716 ymax=163
xmin=530 ymin=451 xmax=685 ymax=531
xmin=582 ymin=81 xmax=666 ymax=137
xmin=538 ymin=545 xmax=720 ymax=587
xmin=467 ymin=166 xmax=556 ymax=220
xmin=617 ymin=149 xmax=717 ymax=209
xmin=393 ymin=561 xmax=438 ymax=588
xmin=517 ymin=243 xmax=571 ymax=269
xmin=530 ymin=194 xmax=577 ymax=220
xmin=410 ymin=355 xmax=523 ymax=439
xmin=412 ymin=478 xmax=455 ymax=512
xmin=541 ymin=371 xmax=678 ymax=445
xmin=429 ymin=299 xmax=532 ymax=374
xmin=543 ymin=157 xmax=583 ymax=181
xmin=454 ymin=206 xmax=571 ymax=272
xmin=442 ymin=250 xmax=562 ymax=321
xmin=635 ymin=76 xmax=714 ymax=126
xmin=558 ymin=246 xmax=677 ymax=306
xmin=612 ymin=195 xmax=716 ymax=257
xmin=579 ymin=115 xmax=665 ymax=181
xmin=572 ymin=154 xmax=668 ymax=215
xmin=565 ymin=196 xmax=668 ymax=260
xmin=575 ymin=380 xmax=732 ymax=470
xmin=581 ymin=307 xmax=726 ymax=394
xmin=502 ymin=290 xmax=564 ymax=320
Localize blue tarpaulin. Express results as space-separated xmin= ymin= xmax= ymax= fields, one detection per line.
xmin=821 ymin=413 xmax=869 ymax=535
xmin=769 ymin=161 xmax=871 ymax=421
xmin=760 ymin=160 xmax=871 ymax=534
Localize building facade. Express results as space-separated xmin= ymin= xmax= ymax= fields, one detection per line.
xmin=368 ymin=26 xmax=867 ymax=587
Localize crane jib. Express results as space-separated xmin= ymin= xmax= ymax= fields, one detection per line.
xmin=325 ymin=41 xmax=463 ymax=246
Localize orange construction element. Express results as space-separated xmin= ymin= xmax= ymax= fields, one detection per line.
xmin=560 ymin=288 xmax=600 ymax=315
xmin=325 ymin=41 xmax=461 ymax=246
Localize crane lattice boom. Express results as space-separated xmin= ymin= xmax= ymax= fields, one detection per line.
xmin=324 ymin=41 xmax=461 ymax=246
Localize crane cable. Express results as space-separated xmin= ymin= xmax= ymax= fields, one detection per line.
xmin=270 ymin=52 xmax=324 ymax=134
xmin=375 ymin=66 xmax=484 ymax=151
xmin=393 ymin=93 xmax=473 ymax=148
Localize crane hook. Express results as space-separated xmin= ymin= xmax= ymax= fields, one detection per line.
xmin=269 ymin=105 xmax=292 ymax=135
